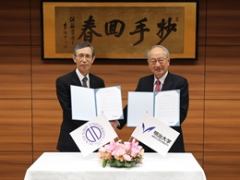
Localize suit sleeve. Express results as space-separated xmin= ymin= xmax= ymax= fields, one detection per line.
xmin=135 ymin=78 xmax=143 ymax=91
xmin=100 ymin=79 xmax=105 ymax=88
xmin=56 ymin=78 xmax=72 ymax=121
xmin=180 ymin=78 xmax=189 ymax=124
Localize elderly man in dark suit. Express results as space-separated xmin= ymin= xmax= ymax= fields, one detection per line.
xmin=56 ymin=42 xmax=119 ymax=152
xmin=130 ymin=45 xmax=189 ymax=152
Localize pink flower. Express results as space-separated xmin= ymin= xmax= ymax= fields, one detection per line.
xmin=98 ymin=139 xmax=144 ymax=167
xmin=130 ymin=139 xmax=142 ymax=157
xmin=123 ymin=154 xmax=132 ymax=161
xmin=123 ymin=142 xmax=131 ymax=151
xmin=112 ymin=142 xmax=126 ymax=157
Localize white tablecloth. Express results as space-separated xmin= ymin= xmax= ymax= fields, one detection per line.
xmin=24 ymin=152 xmax=206 ymax=180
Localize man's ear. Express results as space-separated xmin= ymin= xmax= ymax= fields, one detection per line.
xmin=72 ymin=55 xmax=76 ymax=63
xmin=91 ymin=56 xmax=96 ymax=63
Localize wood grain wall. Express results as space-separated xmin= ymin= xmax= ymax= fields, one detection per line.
xmin=0 ymin=0 xmax=239 ymax=180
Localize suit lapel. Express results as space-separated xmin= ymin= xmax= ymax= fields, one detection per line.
xmin=71 ymin=71 xmax=82 ymax=86
xmin=89 ymin=74 xmax=96 ymax=88
xmin=162 ymin=73 xmax=173 ymax=91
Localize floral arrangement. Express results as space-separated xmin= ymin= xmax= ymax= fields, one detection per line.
xmin=99 ymin=139 xmax=144 ymax=168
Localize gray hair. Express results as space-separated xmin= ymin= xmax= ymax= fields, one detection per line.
xmin=73 ymin=41 xmax=95 ymax=57
xmin=146 ymin=45 xmax=170 ymax=59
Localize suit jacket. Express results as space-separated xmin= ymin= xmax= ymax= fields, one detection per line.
xmin=130 ymin=72 xmax=189 ymax=152
xmin=56 ymin=70 xmax=105 ymax=152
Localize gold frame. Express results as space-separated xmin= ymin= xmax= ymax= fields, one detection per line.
xmin=42 ymin=2 xmax=197 ymax=59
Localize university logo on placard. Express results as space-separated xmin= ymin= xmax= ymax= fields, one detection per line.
xmin=142 ymin=123 xmax=155 ymax=133
xmin=81 ymin=123 xmax=105 ymax=145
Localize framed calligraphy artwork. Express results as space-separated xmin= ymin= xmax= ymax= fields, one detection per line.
xmin=41 ymin=1 xmax=197 ymax=60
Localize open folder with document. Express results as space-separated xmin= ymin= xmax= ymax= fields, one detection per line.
xmin=127 ymin=90 xmax=180 ymax=127
xmin=71 ymin=85 xmax=123 ymax=121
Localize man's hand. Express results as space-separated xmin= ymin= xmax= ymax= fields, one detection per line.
xmin=110 ymin=120 xmax=120 ymax=129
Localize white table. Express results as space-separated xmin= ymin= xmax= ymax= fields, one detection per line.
xmin=24 ymin=152 xmax=206 ymax=180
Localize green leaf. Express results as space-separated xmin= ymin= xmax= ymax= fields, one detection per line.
xmin=102 ymin=160 xmax=108 ymax=167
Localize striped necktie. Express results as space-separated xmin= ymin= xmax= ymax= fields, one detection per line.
xmin=155 ymin=79 xmax=161 ymax=92
xmin=82 ymin=76 xmax=88 ymax=88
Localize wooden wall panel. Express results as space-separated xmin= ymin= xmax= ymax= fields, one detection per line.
xmin=205 ymin=100 xmax=240 ymax=180
xmin=0 ymin=100 xmax=32 ymax=151
xmin=207 ymin=0 xmax=240 ymax=45
xmin=31 ymin=0 xmax=41 ymax=45
xmin=0 ymin=152 xmax=32 ymax=180
xmin=198 ymin=0 xmax=206 ymax=46
xmin=0 ymin=46 xmax=31 ymax=98
xmin=0 ymin=1 xmax=30 ymax=45
xmin=205 ymin=100 xmax=240 ymax=152
xmin=204 ymin=151 xmax=240 ymax=180
xmin=33 ymin=100 xmax=61 ymax=151
xmin=170 ymin=46 xmax=205 ymax=100
xmin=32 ymin=47 xmax=73 ymax=99
xmin=205 ymin=1 xmax=240 ymax=180
xmin=205 ymin=46 xmax=240 ymax=99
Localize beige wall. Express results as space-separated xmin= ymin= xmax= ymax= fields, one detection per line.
xmin=0 ymin=0 xmax=240 ymax=180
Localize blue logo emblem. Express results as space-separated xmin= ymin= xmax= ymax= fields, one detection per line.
xmin=82 ymin=123 xmax=105 ymax=145
xmin=142 ymin=123 xmax=155 ymax=133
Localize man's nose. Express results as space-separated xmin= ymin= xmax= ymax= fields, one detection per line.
xmin=155 ymin=60 xmax=161 ymax=66
xmin=81 ymin=56 xmax=88 ymax=62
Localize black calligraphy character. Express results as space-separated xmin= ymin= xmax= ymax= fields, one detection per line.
xmin=63 ymin=22 xmax=67 ymax=30
xmin=70 ymin=16 xmax=75 ymax=27
xmin=105 ymin=19 xmax=125 ymax=37
xmin=78 ymin=15 xmax=102 ymax=42
xmin=69 ymin=16 xmax=75 ymax=45
xmin=156 ymin=17 xmax=177 ymax=45
xmin=129 ymin=17 xmax=150 ymax=46
xmin=63 ymin=22 xmax=68 ymax=48
xmin=63 ymin=22 xmax=67 ymax=38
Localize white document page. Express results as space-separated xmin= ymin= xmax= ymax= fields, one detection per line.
xmin=154 ymin=90 xmax=180 ymax=126
xmin=70 ymin=85 xmax=96 ymax=121
xmin=127 ymin=92 xmax=153 ymax=127
xmin=95 ymin=86 xmax=123 ymax=120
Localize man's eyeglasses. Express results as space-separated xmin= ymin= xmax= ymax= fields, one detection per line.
xmin=75 ymin=53 xmax=92 ymax=61
xmin=148 ymin=57 xmax=168 ymax=65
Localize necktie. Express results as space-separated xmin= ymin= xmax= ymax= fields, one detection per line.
xmin=155 ymin=80 xmax=161 ymax=92
xmin=82 ymin=76 xmax=88 ymax=88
